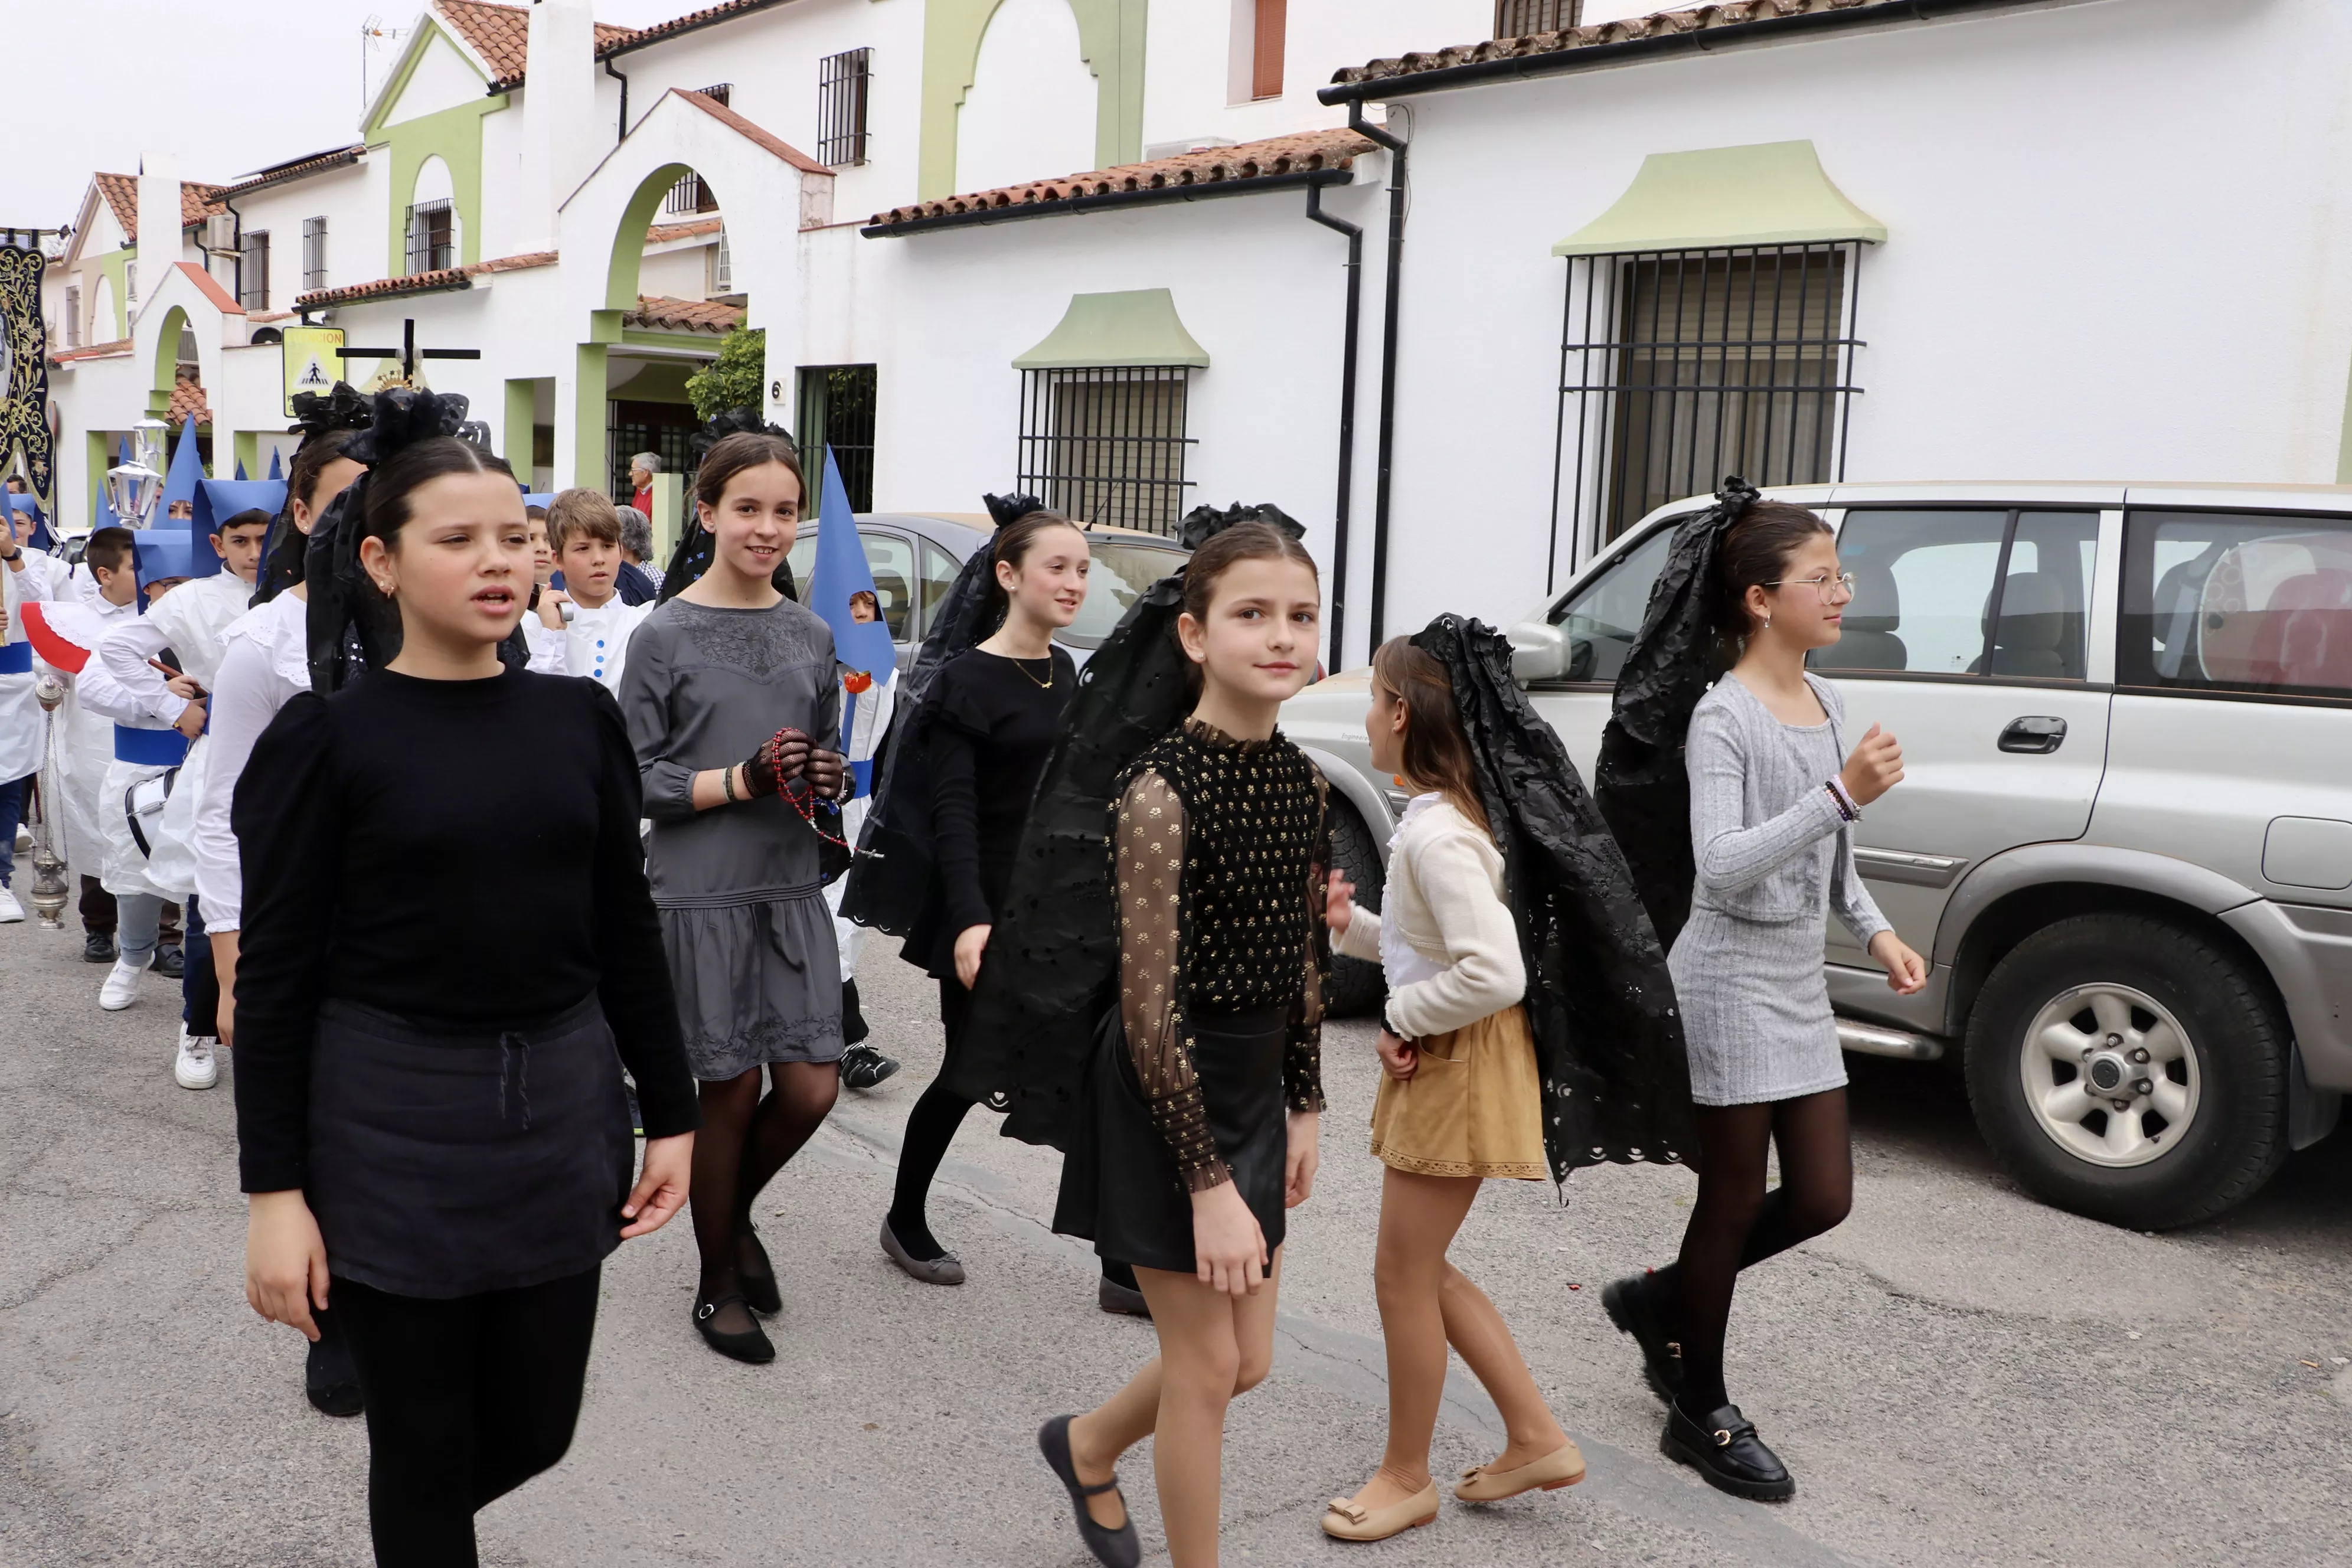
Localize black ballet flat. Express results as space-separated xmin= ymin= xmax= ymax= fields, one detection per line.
xmin=693 ymin=1292 xmax=775 ymax=1364
xmin=1096 ymin=1274 xmax=1151 ymax=1319
xmin=737 ymin=1226 xmax=782 ymax=1315
xmin=1602 ymin=1271 xmax=1686 ymax=1406
xmin=304 ymin=1330 xmax=363 ymax=1418
xmin=1038 ymin=1415 xmax=1141 ymax=1568
xmin=1661 ymin=1400 xmax=1795 ymax=1502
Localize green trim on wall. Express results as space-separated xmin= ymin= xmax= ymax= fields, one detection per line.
xmin=918 ymin=0 xmax=1148 ymax=202
xmin=505 ymin=378 xmax=538 ymax=475
xmin=606 ymin=165 xmax=693 ymax=313
xmin=574 ymin=344 xmax=610 ymax=491
xmin=99 ymin=250 xmax=132 ymax=341
xmin=233 ymin=431 xmax=259 ymax=481
xmin=620 ymin=329 xmax=727 ymax=352
xmin=86 ymin=431 xmax=110 ymax=525
xmin=1553 ymin=141 xmax=1886 ymax=256
xmin=378 ymin=95 xmax=509 ymax=277
xmin=609 ymin=358 xmax=705 ymax=400
xmin=148 ymin=305 xmax=191 ymax=420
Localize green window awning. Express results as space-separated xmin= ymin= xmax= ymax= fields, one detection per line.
xmin=1552 ymin=140 xmax=1886 ymax=257
xmin=1012 ymin=288 xmax=1210 ymax=370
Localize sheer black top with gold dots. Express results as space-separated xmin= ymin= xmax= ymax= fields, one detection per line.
xmin=1111 ymin=717 xmax=1329 ymax=1192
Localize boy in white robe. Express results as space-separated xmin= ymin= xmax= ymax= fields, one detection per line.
xmin=0 ymin=496 xmax=67 ymax=922
xmin=531 ymin=488 xmax=653 ymax=694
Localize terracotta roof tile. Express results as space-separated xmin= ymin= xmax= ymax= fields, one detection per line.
xmin=222 ymin=145 xmax=365 ymax=197
xmin=648 ymin=217 xmax=724 ymax=243
xmin=449 ymin=0 xmax=636 ymax=89
xmin=672 ymin=89 xmax=828 ymax=175
xmin=49 ymin=339 xmax=133 ymax=366
xmin=90 ymin=173 xmax=229 ymax=243
xmin=1334 ymin=0 xmax=1909 ymax=88
xmin=868 ymin=127 xmax=1375 ymax=230
xmin=293 ymin=250 xmax=557 ymax=310
xmin=170 ymin=372 xmax=210 ymax=427
xmin=597 ymin=0 xmax=782 ymax=60
xmin=172 ymin=261 xmax=244 ymax=316
xmin=626 ymin=295 xmax=743 ymax=333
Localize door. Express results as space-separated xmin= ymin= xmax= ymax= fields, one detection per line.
xmin=1817 ymin=507 xmax=2115 ymax=1021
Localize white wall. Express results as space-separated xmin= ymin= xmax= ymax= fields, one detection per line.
xmin=388 ymin=30 xmax=489 ymax=124
xmin=957 ymin=0 xmax=1099 ymax=191
xmin=1369 ymin=0 xmax=2352 ymax=645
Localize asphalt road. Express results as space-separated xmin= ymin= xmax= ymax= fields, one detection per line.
xmin=4 ymin=858 xmax=2347 ymax=1567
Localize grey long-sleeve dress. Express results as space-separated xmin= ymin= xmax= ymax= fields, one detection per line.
xmin=1667 ymin=672 xmax=1892 ymax=1107
xmin=619 ymin=597 xmax=844 ymax=1080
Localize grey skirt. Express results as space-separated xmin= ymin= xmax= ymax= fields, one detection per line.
xmin=659 ymin=887 xmax=844 ymax=1080
xmin=1668 ymin=906 xmax=1848 ymax=1108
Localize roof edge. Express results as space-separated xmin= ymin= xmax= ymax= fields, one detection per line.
xmin=865 ymin=166 xmax=1352 ymax=238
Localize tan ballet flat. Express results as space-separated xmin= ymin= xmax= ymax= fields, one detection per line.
xmin=1321 ymin=1480 xmax=1440 ymax=1541
xmin=1455 ymin=1440 xmax=1587 ymax=1501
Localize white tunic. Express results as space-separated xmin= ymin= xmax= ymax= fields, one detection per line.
xmin=48 ymin=586 xmax=143 ymax=890
xmin=0 ymin=545 xmax=66 ymax=782
xmin=191 ymin=592 xmax=309 ymax=933
xmin=556 ymin=596 xmax=653 ymax=695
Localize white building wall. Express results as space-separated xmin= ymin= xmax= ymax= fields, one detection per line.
xmin=1371 ymin=0 xmax=2352 ymax=644
xmin=398 ymin=31 xmax=494 ymax=121
xmin=956 ymin=0 xmax=1098 ymax=192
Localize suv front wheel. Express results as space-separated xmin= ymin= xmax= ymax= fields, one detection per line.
xmin=1964 ymin=914 xmax=2289 ymax=1230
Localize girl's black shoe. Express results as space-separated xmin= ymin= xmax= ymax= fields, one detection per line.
xmin=1038 ymin=1415 xmax=1141 ymax=1568
xmin=737 ymin=1225 xmax=782 ymax=1315
xmin=1602 ymin=1270 xmax=1686 ymax=1406
xmin=839 ymin=1044 xmax=900 ymax=1090
xmin=693 ymin=1292 xmax=775 ymax=1364
xmin=1661 ymin=1399 xmax=1795 ymax=1502
xmin=303 ymin=1322 xmax=364 ymax=1417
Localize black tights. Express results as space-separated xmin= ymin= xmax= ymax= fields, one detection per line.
xmin=887 ymin=981 xmax=1133 ymax=1290
xmin=1661 ymin=1088 xmax=1853 ymax=1415
xmin=335 ymin=1265 xmax=601 ymax=1568
xmin=692 ymin=1060 xmax=839 ymax=1327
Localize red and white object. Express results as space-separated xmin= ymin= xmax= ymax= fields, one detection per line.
xmin=21 ymin=600 xmax=107 ymax=674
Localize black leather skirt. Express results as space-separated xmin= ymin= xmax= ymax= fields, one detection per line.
xmin=1053 ymin=1004 xmax=1289 ymax=1276
xmin=307 ymin=994 xmax=635 ymax=1300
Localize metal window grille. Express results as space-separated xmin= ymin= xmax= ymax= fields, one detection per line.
xmin=303 ymin=216 xmax=328 ymax=292
xmin=239 ymin=231 xmax=270 ymax=311
xmin=1017 ymin=367 xmax=1195 ymax=536
xmin=796 ymin=364 xmax=878 ymax=510
xmin=404 ymin=200 xmax=453 ymax=274
xmin=818 ymin=48 xmax=871 ymax=168
xmin=666 ymin=86 xmax=733 ymax=213
xmin=1495 ymin=0 xmax=1580 ymax=37
xmin=1550 ymin=242 xmax=1863 ymax=578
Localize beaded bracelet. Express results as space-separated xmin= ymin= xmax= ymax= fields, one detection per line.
xmin=721 ymin=764 xmax=740 ymax=804
xmin=1825 ymin=778 xmax=1861 ymax=823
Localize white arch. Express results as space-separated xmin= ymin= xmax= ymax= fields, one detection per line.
xmin=90 ymin=272 xmax=117 ymax=342
xmin=410 ymin=155 xmax=462 ymax=262
xmin=957 ymin=0 xmax=1098 ymax=192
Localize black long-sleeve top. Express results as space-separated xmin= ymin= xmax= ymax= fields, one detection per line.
xmin=904 ymin=646 xmax=1074 ymax=979
xmin=230 ymin=667 xmax=698 ymax=1194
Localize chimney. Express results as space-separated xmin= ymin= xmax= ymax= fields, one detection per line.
xmin=134 ymin=151 xmax=181 ymax=314
xmin=516 ymin=0 xmax=600 ymax=253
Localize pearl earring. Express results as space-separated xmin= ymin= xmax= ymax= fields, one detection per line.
xmin=1764 ymin=613 xmax=1773 ymax=630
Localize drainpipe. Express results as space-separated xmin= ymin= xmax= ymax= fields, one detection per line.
xmin=1304 ymin=182 xmax=1362 ymax=669
xmin=1347 ymin=100 xmax=1406 ymax=648
xmin=606 ymin=57 xmax=630 ymax=142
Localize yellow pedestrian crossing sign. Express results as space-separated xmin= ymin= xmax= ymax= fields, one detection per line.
xmin=282 ymin=326 xmax=347 ymax=416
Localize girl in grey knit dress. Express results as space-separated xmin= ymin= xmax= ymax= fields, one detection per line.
xmin=1606 ymin=501 xmax=1926 ymax=1503
xmin=620 ymin=431 xmax=851 ymax=1366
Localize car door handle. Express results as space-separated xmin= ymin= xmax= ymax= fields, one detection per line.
xmin=1998 ymin=716 xmax=2067 ymax=754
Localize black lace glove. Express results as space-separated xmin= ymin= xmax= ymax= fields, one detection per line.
xmin=742 ymin=727 xmax=811 ymax=799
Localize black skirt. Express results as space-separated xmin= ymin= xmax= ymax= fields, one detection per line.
xmin=1053 ymin=1005 xmax=1289 ymax=1275
xmin=307 ymin=995 xmax=636 ymax=1300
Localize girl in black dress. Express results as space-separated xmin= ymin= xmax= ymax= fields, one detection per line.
xmin=234 ymin=424 xmax=698 ymax=1567
xmin=1038 ymin=522 xmax=1328 ymax=1568
xmin=879 ymin=510 xmax=1093 ymax=1285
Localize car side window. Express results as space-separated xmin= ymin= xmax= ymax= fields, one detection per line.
xmin=778 ymin=528 xmax=917 ymax=641
xmin=2122 ymin=509 xmax=2352 ymax=699
xmin=917 ymin=540 xmax=960 ymax=638
xmin=1816 ymin=508 xmax=2098 ymax=680
xmin=1546 ymin=523 xmax=1678 ymax=682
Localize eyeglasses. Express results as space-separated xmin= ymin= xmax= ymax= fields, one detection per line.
xmin=1760 ymin=571 xmax=1857 ymax=603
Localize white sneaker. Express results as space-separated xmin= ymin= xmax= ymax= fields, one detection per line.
xmin=11 ymin=825 xmax=27 ymax=853
xmin=0 ymin=886 xmax=22 ymax=923
xmin=99 ymin=958 xmax=143 ymax=1010
xmin=174 ymin=1027 xmax=219 ymax=1090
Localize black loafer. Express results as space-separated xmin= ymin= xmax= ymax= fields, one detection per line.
xmin=1096 ymin=1275 xmax=1151 ymax=1319
xmin=1661 ymin=1400 xmax=1795 ymax=1501
xmin=839 ymin=1044 xmax=900 ymax=1091
xmin=1603 ymin=1270 xmax=1686 ymax=1406
xmin=154 ymin=945 xmax=185 ymax=979
xmin=305 ymin=1321 xmax=364 ymax=1418
xmin=694 ymin=1292 xmax=775 ymax=1364
xmin=737 ymin=1225 xmax=782 ymax=1315
xmin=83 ymin=932 xmax=117 ymax=964
xmin=1038 ymin=1414 xmax=1141 ymax=1568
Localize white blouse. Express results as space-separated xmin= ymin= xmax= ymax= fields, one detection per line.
xmin=1329 ymin=793 xmax=1525 ymax=1040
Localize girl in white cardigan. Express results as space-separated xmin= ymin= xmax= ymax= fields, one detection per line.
xmin=1317 ymin=638 xmax=1582 ymax=1543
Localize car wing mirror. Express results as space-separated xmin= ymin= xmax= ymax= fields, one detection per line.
xmin=1508 ymin=620 xmax=1575 ymax=686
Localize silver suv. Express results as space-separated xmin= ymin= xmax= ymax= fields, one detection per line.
xmin=1283 ymin=484 xmax=2352 ymax=1229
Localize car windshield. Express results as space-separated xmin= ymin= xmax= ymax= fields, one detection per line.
xmin=1065 ymin=536 xmax=1184 ymax=648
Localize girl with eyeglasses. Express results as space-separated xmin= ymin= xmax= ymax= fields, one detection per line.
xmin=1602 ymin=499 xmax=1926 ymax=1501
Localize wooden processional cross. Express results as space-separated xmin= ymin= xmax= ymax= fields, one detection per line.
xmin=336 ymin=317 xmax=482 ymax=383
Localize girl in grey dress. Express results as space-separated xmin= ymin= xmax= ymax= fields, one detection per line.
xmin=619 ymin=431 xmax=850 ymax=1365
xmin=1603 ymin=499 xmax=1926 ymax=1504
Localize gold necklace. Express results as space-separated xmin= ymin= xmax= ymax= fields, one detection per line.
xmin=1011 ymin=653 xmax=1056 ymax=690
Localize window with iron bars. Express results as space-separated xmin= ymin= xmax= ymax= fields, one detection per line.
xmin=818 ymin=48 xmax=871 ymax=168
xmin=796 ymin=364 xmax=878 ymax=511
xmin=303 ymin=216 xmax=328 ymax=292
xmin=1017 ymin=367 xmax=1196 ymax=536
xmin=1549 ymin=242 xmax=1863 ymax=580
xmin=404 ymin=200 xmax=453 ymax=274
xmin=667 ymin=86 xmax=733 ymax=214
xmin=240 ymin=230 xmax=270 ymax=311
xmin=1495 ymin=0 xmax=1580 ymax=37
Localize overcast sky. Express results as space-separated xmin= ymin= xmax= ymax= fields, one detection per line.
xmin=3 ymin=0 xmax=685 ymax=230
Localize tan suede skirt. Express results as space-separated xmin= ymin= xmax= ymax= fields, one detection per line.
xmin=1369 ymin=1004 xmax=1547 ymax=1181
